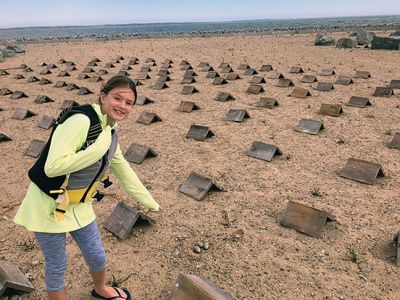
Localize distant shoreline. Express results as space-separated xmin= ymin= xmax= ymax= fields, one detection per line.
xmin=0 ymin=25 xmax=396 ymax=46
xmin=2 ymin=14 xmax=400 ymax=30
xmin=0 ymin=15 xmax=398 ymax=45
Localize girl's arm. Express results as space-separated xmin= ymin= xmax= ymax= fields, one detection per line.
xmin=109 ymin=144 xmax=160 ymax=211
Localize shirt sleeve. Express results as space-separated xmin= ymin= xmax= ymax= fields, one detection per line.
xmin=44 ymin=114 xmax=113 ymax=177
xmin=109 ymin=144 xmax=160 ymax=211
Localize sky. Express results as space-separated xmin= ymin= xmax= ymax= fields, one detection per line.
xmin=1 ymin=0 xmax=400 ymax=28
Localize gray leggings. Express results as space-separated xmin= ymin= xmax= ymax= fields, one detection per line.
xmin=34 ymin=221 xmax=106 ymax=292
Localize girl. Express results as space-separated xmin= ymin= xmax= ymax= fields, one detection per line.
xmin=14 ymin=75 xmax=160 ymax=300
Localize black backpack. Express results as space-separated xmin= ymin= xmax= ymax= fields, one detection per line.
xmin=28 ymin=105 xmax=104 ymax=199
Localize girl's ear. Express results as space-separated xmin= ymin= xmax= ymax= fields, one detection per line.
xmin=99 ymin=92 xmax=106 ymax=104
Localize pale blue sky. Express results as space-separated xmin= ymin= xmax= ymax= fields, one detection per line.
xmin=1 ymin=0 xmax=399 ymax=28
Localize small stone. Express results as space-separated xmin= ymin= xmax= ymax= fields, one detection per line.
xmin=193 ymin=246 xmax=202 ymax=254
xmin=203 ymin=241 xmax=210 ymax=250
xmin=31 ymin=260 xmax=40 ymax=266
xmin=25 ymin=272 xmax=34 ymax=281
xmin=173 ymin=250 xmax=180 ymax=257
xmin=231 ymin=229 xmax=244 ymax=242
xmin=197 ymin=241 xmax=204 ymax=248
xmin=359 ymin=274 xmax=368 ymax=282
xmin=336 ymin=138 xmax=345 ymax=144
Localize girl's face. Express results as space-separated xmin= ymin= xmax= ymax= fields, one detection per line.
xmin=100 ymin=86 xmax=135 ymax=123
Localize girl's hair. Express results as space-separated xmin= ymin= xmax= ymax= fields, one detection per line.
xmin=100 ymin=75 xmax=137 ymax=100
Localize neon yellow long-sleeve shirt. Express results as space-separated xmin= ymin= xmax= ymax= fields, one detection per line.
xmin=14 ymin=104 xmax=159 ymax=233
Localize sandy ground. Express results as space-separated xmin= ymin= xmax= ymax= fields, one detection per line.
xmin=0 ymin=31 xmax=400 ymax=300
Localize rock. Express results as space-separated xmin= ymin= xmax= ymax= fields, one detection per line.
xmin=336 ymin=38 xmax=357 ymax=48
xmin=371 ymin=36 xmax=400 ymax=50
xmin=0 ymin=51 xmax=3 ymax=62
xmin=390 ymin=28 xmax=400 ymax=37
xmin=230 ymin=229 xmax=244 ymax=242
xmin=193 ymin=245 xmax=202 ymax=254
xmin=314 ymin=33 xmax=335 ymax=46
xmin=24 ymin=272 xmax=34 ymax=281
xmin=1 ymin=49 xmax=16 ymax=58
xmin=349 ymin=31 xmax=358 ymax=37
xmin=6 ymin=44 xmax=25 ymax=53
xmin=31 ymin=260 xmax=40 ymax=266
xmin=203 ymin=241 xmax=210 ymax=250
xmin=356 ymin=30 xmax=375 ymax=45
xmin=335 ymin=137 xmax=345 ymax=144
xmin=197 ymin=241 xmax=204 ymax=248
xmin=173 ymin=249 xmax=181 ymax=257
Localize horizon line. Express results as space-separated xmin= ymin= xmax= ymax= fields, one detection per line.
xmin=1 ymin=14 xmax=399 ymax=30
